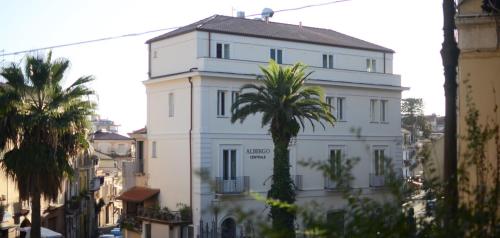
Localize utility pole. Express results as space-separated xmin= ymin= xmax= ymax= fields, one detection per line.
xmin=440 ymin=0 xmax=459 ymax=234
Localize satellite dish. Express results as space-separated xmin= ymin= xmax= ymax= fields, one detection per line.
xmin=261 ymin=8 xmax=274 ymax=21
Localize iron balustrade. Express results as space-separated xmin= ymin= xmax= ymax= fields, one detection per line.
xmin=370 ymin=173 xmax=385 ymax=187
xmin=215 ymin=176 xmax=249 ymax=194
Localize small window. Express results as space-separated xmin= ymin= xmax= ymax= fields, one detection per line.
xmin=270 ymin=48 xmax=283 ymax=64
xmin=231 ymin=91 xmax=239 ymax=109
xmin=216 ymin=43 xmax=222 ymax=58
xmin=153 ymin=50 xmax=158 ymax=58
xmin=326 ymin=96 xmax=334 ymax=113
xmin=374 ymin=149 xmax=385 ymax=175
xmin=152 ymin=141 xmax=157 ymax=158
xmin=366 ymin=58 xmax=376 ymax=72
xmin=380 ymin=100 xmax=388 ymax=122
xmin=216 ymin=43 xmax=230 ymax=59
xmin=329 ymin=149 xmax=342 ymax=178
xmin=224 ymin=44 xmax=230 ymax=59
xmin=217 ymin=90 xmax=226 ymax=117
xmin=323 ymin=54 xmax=334 ymax=69
xmin=145 ymin=223 xmax=151 ymax=238
xmin=370 ymin=99 xmax=378 ymax=122
xmin=168 ymin=92 xmax=174 ymax=117
xmin=336 ymin=97 xmax=345 ymax=121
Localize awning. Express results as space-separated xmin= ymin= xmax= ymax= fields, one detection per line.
xmin=116 ymin=186 xmax=160 ymax=203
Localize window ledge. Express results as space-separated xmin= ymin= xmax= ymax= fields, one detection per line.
xmin=217 ymin=116 xmax=230 ymax=118
xmin=370 ymin=121 xmax=379 ymax=124
xmin=380 ymin=121 xmax=389 ymax=124
xmin=336 ymin=120 xmax=347 ymax=123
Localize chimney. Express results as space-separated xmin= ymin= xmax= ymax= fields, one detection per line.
xmin=236 ymin=11 xmax=245 ymax=18
xmin=299 ymin=21 xmax=302 ymax=28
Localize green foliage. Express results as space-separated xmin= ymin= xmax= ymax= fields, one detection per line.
xmin=231 ymin=61 xmax=334 ymax=237
xmin=0 ymin=52 xmax=95 ymax=238
xmin=401 ymin=98 xmax=431 ymax=139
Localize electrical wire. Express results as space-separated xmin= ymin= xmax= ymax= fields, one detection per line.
xmin=0 ymin=0 xmax=352 ymax=57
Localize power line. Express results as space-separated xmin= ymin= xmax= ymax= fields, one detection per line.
xmin=0 ymin=0 xmax=352 ymax=57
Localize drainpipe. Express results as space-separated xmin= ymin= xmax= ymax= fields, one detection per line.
xmin=188 ymin=76 xmax=193 ymax=219
xmin=208 ymin=32 xmax=211 ymax=58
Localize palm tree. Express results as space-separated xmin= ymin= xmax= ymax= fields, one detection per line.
xmin=0 ymin=52 xmax=95 ymax=238
xmin=231 ymin=61 xmax=335 ymax=237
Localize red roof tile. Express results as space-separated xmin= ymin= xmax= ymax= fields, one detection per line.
xmin=116 ymin=186 xmax=159 ymax=203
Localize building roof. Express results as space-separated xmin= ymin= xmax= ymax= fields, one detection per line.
xmin=130 ymin=127 xmax=147 ymax=135
xmin=146 ymin=15 xmax=394 ymax=53
xmin=92 ymin=130 xmax=131 ymax=141
xmin=116 ymin=186 xmax=160 ymax=203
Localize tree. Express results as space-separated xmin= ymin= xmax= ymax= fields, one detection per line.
xmin=0 ymin=53 xmax=94 ymax=238
xmin=231 ymin=61 xmax=334 ymax=237
xmin=441 ymin=0 xmax=459 ymax=234
xmin=401 ymin=98 xmax=430 ymax=140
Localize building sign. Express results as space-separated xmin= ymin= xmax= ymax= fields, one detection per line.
xmin=246 ymin=148 xmax=271 ymax=160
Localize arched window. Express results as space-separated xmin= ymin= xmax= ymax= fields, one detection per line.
xmin=221 ymin=217 xmax=236 ymax=238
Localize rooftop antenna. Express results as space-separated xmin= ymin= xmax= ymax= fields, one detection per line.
xmin=261 ymin=8 xmax=274 ymax=23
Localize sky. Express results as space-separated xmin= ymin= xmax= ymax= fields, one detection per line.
xmin=0 ymin=0 xmax=445 ymax=134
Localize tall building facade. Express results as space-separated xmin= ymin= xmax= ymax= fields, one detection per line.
xmin=138 ymin=14 xmax=404 ymax=237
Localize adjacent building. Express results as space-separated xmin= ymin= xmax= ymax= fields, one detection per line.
xmin=456 ymin=0 xmax=500 ymax=202
xmin=131 ymin=14 xmax=404 ymax=237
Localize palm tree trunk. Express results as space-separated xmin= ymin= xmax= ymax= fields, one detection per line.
xmin=441 ymin=0 xmax=459 ymax=234
xmin=269 ymin=139 xmax=296 ymax=238
xmin=31 ymin=192 xmax=41 ymax=238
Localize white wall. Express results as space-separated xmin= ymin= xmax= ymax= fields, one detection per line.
xmin=150 ymin=31 xmax=200 ymax=78
xmin=150 ymin=31 xmax=397 ymax=80
xmin=146 ymin=78 xmax=192 ymax=209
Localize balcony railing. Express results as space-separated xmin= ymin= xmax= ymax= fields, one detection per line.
xmin=324 ymin=177 xmax=339 ymax=190
xmin=370 ymin=174 xmax=385 ymax=187
xmin=294 ymin=175 xmax=303 ymax=191
xmin=215 ymin=176 xmax=249 ymax=194
xmin=137 ymin=207 xmax=191 ymax=224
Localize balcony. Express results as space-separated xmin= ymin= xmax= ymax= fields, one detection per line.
xmin=324 ymin=177 xmax=339 ymax=190
xmin=137 ymin=207 xmax=191 ymax=224
xmin=369 ymin=174 xmax=385 ymax=187
xmin=215 ymin=176 xmax=249 ymax=194
xmin=294 ymin=175 xmax=303 ymax=191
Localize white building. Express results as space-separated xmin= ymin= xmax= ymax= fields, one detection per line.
xmin=135 ymin=14 xmax=405 ymax=237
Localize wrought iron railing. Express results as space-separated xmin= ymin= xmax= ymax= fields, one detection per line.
xmin=215 ymin=176 xmax=249 ymax=194
xmin=294 ymin=175 xmax=303 ymax=191
xmin=137 ymin=207 xmax=191 ymax=223
xmin=369 ymin=173 xmax=385 ymax=187
xmin=324 ymin=177 xmax=339 ymax=190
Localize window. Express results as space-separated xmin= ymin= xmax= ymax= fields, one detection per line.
xmin=323 ymin=54 xmax=334 ymax=69
xmin=152 ymin=141 xmax=157 ymax=158
xmin=217 ymin=90 xmax=227 ymax=117
xmin=270 ymin=48 xmax=283 ymax=64
xmin=222 ymin=148 xmax=238 ymax=180
xmin=168 ymin=92 xmax=174 ymax=117
xmin=326 ymin=96 xmax=334 ymax=112
xmin=329 ymin=148 xmax=342 ymax=178
xmin=117 ymin=144 xmax=125 ymax=154
xmin=216 ymin=43 xmax=230 ymax=59
xmin=366 ymin=58 xmax=376 ymax=72
xmin=336 ymin=97 xmax=345 ymax=121
xmin=145 ymin=223 xmax=151 ymax=238
xmin=231 ymin=91 xmax=239 ymax=113
xmin=374 ymin=148 xmax=385 ymax=176
xmin=380 ymin=100 xmax=388 ymax=122
xmin=370 ymin=99 xmax=378 ymax=122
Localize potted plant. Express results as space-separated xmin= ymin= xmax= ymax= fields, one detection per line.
xmin=177 ymin=203 xmax=191 ymax=221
